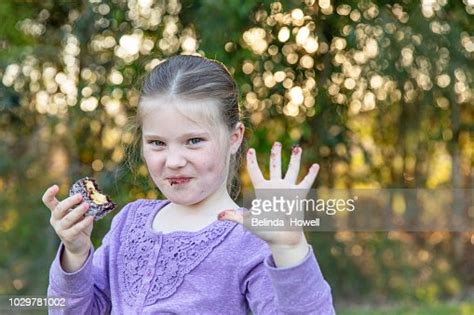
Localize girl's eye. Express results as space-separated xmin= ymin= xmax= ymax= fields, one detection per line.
xmin=148 ymin=140 xmax=165 ymax=146
xmin=188 ymin=138 xmax=204 ymax=145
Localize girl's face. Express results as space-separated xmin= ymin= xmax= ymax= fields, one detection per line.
xmin=140 ymin=97 xmax=232 ymax=206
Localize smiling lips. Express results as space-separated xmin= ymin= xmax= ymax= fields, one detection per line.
xmin=167 ymin=177 xmax=192 ymax=186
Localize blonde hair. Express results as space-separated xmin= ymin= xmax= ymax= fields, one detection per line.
xmin=126 ymin=55 xmax=246 ymax=200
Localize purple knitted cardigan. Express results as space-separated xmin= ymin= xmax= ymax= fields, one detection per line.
xmin=48 ymin=199 xmax=335 ymax=314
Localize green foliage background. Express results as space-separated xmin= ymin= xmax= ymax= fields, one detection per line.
xmin=0 ymin=0 xmax=472 ymax=311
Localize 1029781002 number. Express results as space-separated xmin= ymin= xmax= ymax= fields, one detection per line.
xmin=2 ymin=296 xmax=67 ymax=310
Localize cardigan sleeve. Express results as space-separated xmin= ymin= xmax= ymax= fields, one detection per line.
xmin=47 ymin=201 xmax=133 ymax=315
xmin=239 ymin=234 xmax=336 ymax=315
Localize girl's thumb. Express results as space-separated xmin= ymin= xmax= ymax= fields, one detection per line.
xmin=217 ymin=209 xmax=243 ymax=225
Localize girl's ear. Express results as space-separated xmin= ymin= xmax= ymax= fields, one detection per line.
xmin=230 ymin=122 xmax=245 ymax=154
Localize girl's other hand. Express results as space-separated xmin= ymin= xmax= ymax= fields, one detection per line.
xmin=42 ymin=185 xmax=94 ymax=256
xmin=218 ymin=142 xmax=320 ymax=248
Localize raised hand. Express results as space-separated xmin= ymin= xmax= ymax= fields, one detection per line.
xmin=218 ymin=142 xmax=320 ymax=248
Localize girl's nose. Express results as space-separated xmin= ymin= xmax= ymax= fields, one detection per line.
xmin=164 ymin=148 xmax=187 ymax=169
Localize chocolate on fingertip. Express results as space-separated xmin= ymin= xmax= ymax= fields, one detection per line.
xmin=291 ymin=144 xmax=302 ymax=155
xmin=217 ymin=212 xmax=226 ymax=220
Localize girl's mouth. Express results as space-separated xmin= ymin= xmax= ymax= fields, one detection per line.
xmin=168 ymin=178 xmax=192 ymax=186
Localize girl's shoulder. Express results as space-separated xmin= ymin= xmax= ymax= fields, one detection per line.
xmin=108 ymin=199 xmax=166 ymax=232
xmin=119 ymin=198 xmax=166 ymax=216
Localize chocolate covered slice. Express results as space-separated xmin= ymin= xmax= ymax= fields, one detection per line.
xmin=69 ymin=177 xmax=116 ymax=221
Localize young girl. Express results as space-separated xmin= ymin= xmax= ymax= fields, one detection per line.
xmin=42 ymin=55 xmax=335 ymax=314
